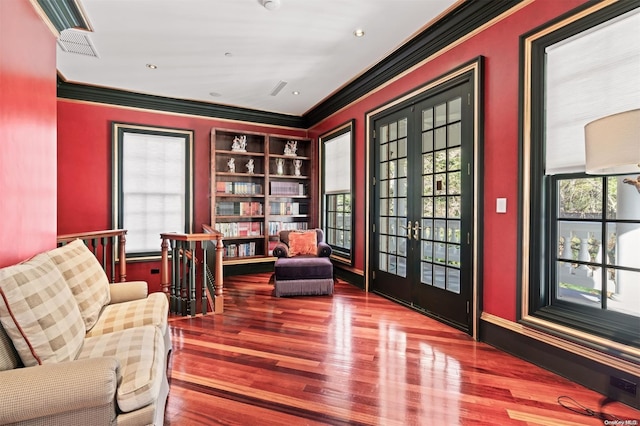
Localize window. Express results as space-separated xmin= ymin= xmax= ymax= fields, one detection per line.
xmin=522 ymin=2 xmax=640 ymax=351
xmin=113 ymin=123 xmax=193 ymax=258
xmin=320 ymin=121 xmax=354 ymax=263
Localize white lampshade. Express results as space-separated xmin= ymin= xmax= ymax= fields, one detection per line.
xmin=585 ymin=109 xmax=640 ymax=174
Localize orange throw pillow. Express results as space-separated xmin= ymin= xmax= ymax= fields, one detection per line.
xmin=287 ymin=231 xmax=317 ymax=257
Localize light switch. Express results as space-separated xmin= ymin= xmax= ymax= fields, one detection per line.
xmin=496 ymin=198 xmax=507 ymax=213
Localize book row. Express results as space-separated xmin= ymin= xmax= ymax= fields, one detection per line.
xmin=224 ymin=241 xmax=256 ymax=258
xmin=216 ymin=181 xmax=263 ymax=195
xmin=270 ymin=181 xmax=306 ymax=196
xmin=216 ymin=201 xmax=263 ymax=216
xmin=214 ymin=221 xmax=263 ymax=238
xmin=269 ymin=202 xmax=308 ymax=216
xmin=267 ymin=221 xmax=309 ymax=235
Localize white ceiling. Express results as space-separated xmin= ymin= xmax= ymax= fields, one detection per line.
xmin=55 ymin=0 xmax=459 ymax=116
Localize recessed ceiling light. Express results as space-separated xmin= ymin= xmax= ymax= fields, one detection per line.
xmin=353 ymin=29 xmax=365 ymax=37
xmin=146 ymin=63 xmax=158 ymax=69
xmin=224 ymin=52 xmax=233 ymax=57
xmin=209 ymin=92 xmax=221 ymax=97
xmin=292 ymin=91 xmax=300 ymax=95
xmin=260 ymin=0 xmax=281 ymax=11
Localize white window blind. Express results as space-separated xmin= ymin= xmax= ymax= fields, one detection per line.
xmin=323 ymin=132 xmax=351 ymax=193
xmin=122 ymin=132 xmax=186 ymax=253
xmin=545 ymin=9 xmax=640 ymax=175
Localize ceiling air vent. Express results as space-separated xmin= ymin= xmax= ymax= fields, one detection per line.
xmin=270 ymin=80 xmax=288 ymax=96
xmin=57 ymin=29 xmax=99 ymax=58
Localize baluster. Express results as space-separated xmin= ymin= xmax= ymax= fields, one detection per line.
xmin=201 ymin=241 xmax=208 ymax=315
xmin=578 ymin=230 xmax=590 ymax=270
xmin=171 ymin=240 xmax=180 ymax=314
xmin=90 ymin=238 xmax=99 ymax=257
xmin=189 ymin=241 xmax=196 ymax=316
xmin=99 ymin=236 xmax=109 ymax=282
xmin=181 ymin=241 xmax=189 ymax=316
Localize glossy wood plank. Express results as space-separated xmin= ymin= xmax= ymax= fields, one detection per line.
xmin=165 ymin=273 xmax=639 ymax=425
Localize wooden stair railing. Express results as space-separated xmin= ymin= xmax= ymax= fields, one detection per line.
xmin=57 ymin=229 xmax=128 ymax=283
xmin=160 ymin=228 xmax=224 ymax=316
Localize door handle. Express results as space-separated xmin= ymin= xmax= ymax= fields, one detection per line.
xmin=413 ymin=221 xmax=422 ymax=240
xmin=399 ymin=223 xmax=412 ymax=240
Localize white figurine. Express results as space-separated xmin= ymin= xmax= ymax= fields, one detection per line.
xmin=227 ymin=158 xmax=235 ymax=173
xmin=231 ymin=135 xmax=247 ymax=152
xmin=246 ymin=159 xmax=254 ymax=174
xmin=284 ymin=140 xmax=297 ymax=156
xmin=293 ymin=159 xmax=302 ymax=176
xmin=276 ymin=158 xmax=285 ymax=175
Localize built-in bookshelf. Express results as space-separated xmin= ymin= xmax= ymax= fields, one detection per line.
xmin=210 ymin=128 xmax=314 ymax=264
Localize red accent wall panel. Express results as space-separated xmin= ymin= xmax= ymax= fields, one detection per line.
xmin=308 ymin=0 xmax=587 ymax=321
xmin=57 ymin=100 xmax=307 ymax=290
xmin=0 ymin=0 xmax=57 ymax=267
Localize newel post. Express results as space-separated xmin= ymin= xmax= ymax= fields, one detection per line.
xmin=118 ymin=232 xmax=127 ymax=282
xmin=161 ymin=236 xmax=170 ymax=300
xmin=213 ymin=236 xmax=224 ymax=314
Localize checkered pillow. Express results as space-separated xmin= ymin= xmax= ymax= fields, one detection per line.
xmin=47 ymin=239 xmax=111 ymax=331
xmin=0 ymin=253 xmax=85 ymax=366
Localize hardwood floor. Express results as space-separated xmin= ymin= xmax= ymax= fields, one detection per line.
xmin=164 ymin=273 xmax=639 ymax=425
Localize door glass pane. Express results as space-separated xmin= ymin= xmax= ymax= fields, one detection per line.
xmin=398 ymin=118 xmax=408 ymax=138
xmin=434 ymin=265 xmax=446 ymax=289
xmin=398 ymin=138 xmax=407 ymax=157
xmin=435 ymin=127 xmax=447 ymax=150
xmin=422 ymin=131 xmax=434 ymax=152
xmin=435 ymin=103 xmax=446 ymax=127
xmin=398 ymin=158 xmax=407 ymax=178
xmin=380 ymin=125 xmax=388 ymax=143
xmin=435 ymin=197 xmax=447 ymax=217
xmin=423 ymin=175 xmax=433 ymax=196
xmin=448 ymin=122 xmax=461 ymax=147
xmin=421 ymin=263 xmax=432 ymax=285
xmin=388 ymin=255 xmax=397 ymax=274
xmin=447 ymin=268 xmax=461 ymax=294
xmin=448 ymin=98 xmax=462 ymax=122
xmin=423 ymin=198 xmax=433 ymax=217
xmin=448 ymin=220 xmax=461 ymax=243
xmin=380 ymin=143 xmax=388 ymax=162
xmin=382 ymin=198 xmax=391 ymax=215
xmin=422 ymin=240 xmax=433 ymax=262
xmin=422 ymin=108 xmax=433 ymax=130
xmin=389 ymin=122 xmax=397 ymax=140
xmin=435 ymin=173 xmax=447 ymax=195
xmin=423 ymin=153 xmax=433 ymax=174
xmin=448 ymin=196 xmax=461 ymax=218
xmin=379 ymin=253 xmax=388 ymax=272
xmin=389 ymin=141 xmax=397 ymax=159
xmin=449 ymin=171 xmax=461 ymax=194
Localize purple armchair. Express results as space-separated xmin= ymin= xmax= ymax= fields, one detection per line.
xmin=272 ymin=229 xmax=334 ymax=297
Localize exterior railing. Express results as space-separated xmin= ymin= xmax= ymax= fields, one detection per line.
xmin=557 ymin=222 xmax=616 ymax=292
xmin=57 ymin=229 xmax=127 ymax=283
xmin=160 ymin=229 xmax=224 ymax=316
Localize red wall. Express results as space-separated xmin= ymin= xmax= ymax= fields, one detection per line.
xmin=57 ymin=101 xmax=307 ymax=290
xmin=308 ymin=0 xmax=587 ymax=321
xmin=0 ymin=0 xmax=57 ymax=267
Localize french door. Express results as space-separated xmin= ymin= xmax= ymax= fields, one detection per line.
xmin=371 ymin=78 xmax=474 ymax=332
